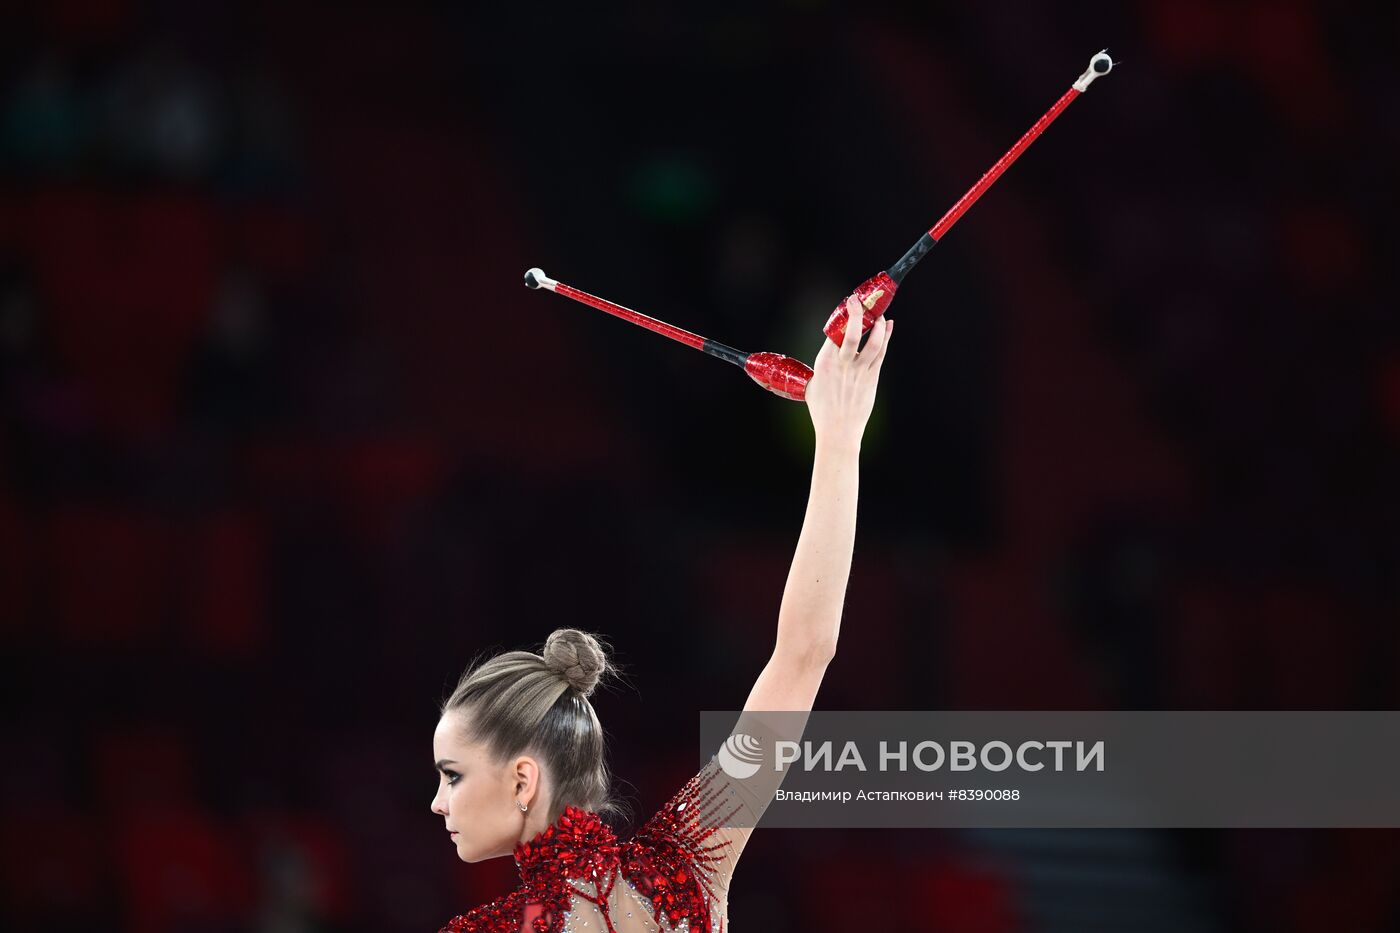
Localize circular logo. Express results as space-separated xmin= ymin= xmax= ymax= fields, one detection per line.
xmin=716 ymin=733 xmax=763 ymax=779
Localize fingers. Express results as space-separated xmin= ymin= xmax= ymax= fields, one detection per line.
xmin=861 ymin=314 xmax=888 ymax=366
xmin=868 ymin=318 xmax=893 ymax=373
xmin=839 ymin=295 xmax=862 ymax=362
xmin=873 ymin=318 xmax=896 ymax=372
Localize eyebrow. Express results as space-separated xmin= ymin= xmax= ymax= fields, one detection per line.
xmin=436 ymin=759 xmax=458 ymax=769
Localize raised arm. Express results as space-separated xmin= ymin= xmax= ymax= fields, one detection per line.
xmin=743 ymin=297 xmax=892 ymax=713
xmin=613 ymin=301 xmax=892 ymax=932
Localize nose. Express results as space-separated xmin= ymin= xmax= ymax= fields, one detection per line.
xmin=431 ymin=786 xmax=447 ymax=816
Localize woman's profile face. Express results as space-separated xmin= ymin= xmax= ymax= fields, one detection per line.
xmin=430 ymin=710 xmax=530 ymax=863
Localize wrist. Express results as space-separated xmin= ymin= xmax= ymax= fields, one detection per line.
xmin=814 ymin=431 xmax=862 ymax=457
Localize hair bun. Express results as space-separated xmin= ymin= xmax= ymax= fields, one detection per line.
xmin=542 ymin=629 xmax=611 ymax=697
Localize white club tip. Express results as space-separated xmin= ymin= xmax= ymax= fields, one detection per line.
xmin=523 ymin=267 xmax=558 ymax=290
xmin=1073 ymin=49 xmax=1115 ymax=91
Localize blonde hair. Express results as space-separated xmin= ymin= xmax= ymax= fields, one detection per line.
xmin=441 ymin=629 xmax=628 ymax=825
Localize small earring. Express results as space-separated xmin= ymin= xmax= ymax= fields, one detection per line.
xmin=517 ymin=801 xmax=529 ymax=813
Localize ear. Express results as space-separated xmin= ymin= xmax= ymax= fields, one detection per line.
xmin=511 ymin=755 xmax=541 ymax=804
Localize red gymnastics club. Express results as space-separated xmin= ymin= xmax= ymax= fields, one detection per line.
xmin=525 ymin=50 xmax=1114 ymax=402
xmin=822 ymin=50 xmax=1116 ymax=344
xmin=522 ymin=267 xmax=815 ymax=400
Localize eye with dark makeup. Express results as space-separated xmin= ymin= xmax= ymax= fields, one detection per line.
xmin=440 ymin=768 xmax=461 ymax=786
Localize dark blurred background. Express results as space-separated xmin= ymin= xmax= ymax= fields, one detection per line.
xmin=3 ymin=1 xmax=1399 ymax=931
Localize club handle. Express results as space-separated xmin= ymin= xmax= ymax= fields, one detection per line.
xmin=889 ymin=232 xmax=936 ymax=286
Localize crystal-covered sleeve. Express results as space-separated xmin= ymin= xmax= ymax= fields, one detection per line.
xmin=618 ymin=710 xmax=808 ymax=931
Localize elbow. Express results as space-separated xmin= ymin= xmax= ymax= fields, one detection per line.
xmin=778 ymin=638 xmax=838 ymax=670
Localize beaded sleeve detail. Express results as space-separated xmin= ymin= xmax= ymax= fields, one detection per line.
xmin=617 ymin=758 xmax=744 ymax=932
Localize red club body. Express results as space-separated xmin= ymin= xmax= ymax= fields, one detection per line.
xmin=744 ymin=352 xmax=814 ymax=401
xmin=823 ymin=51 xmax=1114 ymax=346
xmin=824 ymin=271 xmax=900 ymax=349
